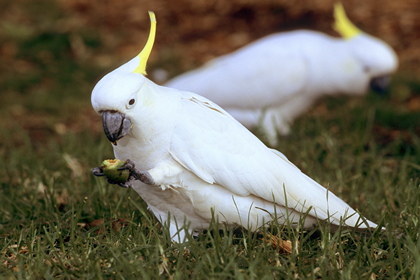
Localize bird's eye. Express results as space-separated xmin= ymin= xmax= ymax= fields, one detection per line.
xmin=126 ymin=98 xmax=136 ymax=109
xmin=128 ymin=99 xmax=135 ymax=106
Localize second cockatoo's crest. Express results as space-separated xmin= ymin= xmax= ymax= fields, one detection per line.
xmin=133 ymin=11 xmax=157 ymax=75
xmin=333 ymin=3 xmax=361 ymax=40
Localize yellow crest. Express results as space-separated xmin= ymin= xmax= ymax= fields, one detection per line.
xmin=333 ymin=3 xmax=361 ymax=40
xmin=133 ymin=11 xmax=157 ymax=75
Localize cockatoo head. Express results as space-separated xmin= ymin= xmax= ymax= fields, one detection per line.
xmin=91 ymin=12 xmax=156 ymax=144
xmin=333 ymin=3 xmax=398 ymax=93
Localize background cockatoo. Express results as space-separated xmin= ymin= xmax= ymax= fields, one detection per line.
xmin=164 ymin=3 xmax=398 ymax=146
xmin=92 ymin=12 xmax=380 ymax=243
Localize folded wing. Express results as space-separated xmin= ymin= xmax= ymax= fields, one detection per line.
xmin=170 ymin=92 xmax=377 ymax=228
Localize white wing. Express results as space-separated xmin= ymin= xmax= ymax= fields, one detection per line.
xmin=169 ymin=92 xmax=376 ymax=227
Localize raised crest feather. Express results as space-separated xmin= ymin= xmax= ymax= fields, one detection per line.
xmin=133 ymin=11 xmax=156 ymax=75
xmin=333 ymin=3 xmax=361 ymax=40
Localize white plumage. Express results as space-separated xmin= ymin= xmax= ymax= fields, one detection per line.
xmin=165 ymin=4 xmax=398 ymax=146
xmin=91 ymin=12 xmax=380 ymax=243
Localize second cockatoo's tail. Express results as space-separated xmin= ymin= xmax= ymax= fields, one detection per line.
xmin=91 ymin=11 xmax=381 ymax=243
xmin=165 ymin=3 xmax=398 ymax=146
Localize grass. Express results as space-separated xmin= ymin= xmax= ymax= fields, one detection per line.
xmin=1 ymin=1 xmax=420 ymax=279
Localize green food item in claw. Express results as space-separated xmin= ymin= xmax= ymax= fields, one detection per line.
xmin=101 ymin=159 xmax=130 ymax=184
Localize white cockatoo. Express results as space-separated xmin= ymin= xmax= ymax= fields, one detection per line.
xmin=165 ymin=3 xmax=398 ymax=146
xmin=91 ymin=12 xmax=380 ymax=243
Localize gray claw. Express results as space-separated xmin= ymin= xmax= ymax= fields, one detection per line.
xmin=118 ymin=159 xmax=155 ymax=185
xmin=117 ymin=159 xmax=135 ymax=171
xmin=117 ymin=182 xmax=131 ymax=188
xmin=92 ymin=167 xmax=105 ymax=177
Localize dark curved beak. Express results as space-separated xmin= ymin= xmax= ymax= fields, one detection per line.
xmin=101 ymin=110 xmax=132 ymax=145
xmin=370 ymin=76 xmax=391 ymax=94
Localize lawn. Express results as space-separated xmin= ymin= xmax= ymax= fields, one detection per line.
xmin=1 ymin=0 xmax=420 ymax=279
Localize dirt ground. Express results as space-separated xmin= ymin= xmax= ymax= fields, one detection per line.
xmin=58 ymin=0 xmax=420 ymax=77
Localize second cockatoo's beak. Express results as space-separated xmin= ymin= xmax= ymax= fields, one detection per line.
xmin=370 ymin=76 xmax=391 ymax=94
xmin=101 ymin=110 xmax=132 ymax=145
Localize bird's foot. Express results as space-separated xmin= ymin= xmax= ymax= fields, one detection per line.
xmin=91 ymin=166 xmax=132 ymax=188
xmin=118 ymin=159 xmax=155 ymax=185
xmin=92 ymin=166 xmax=105 ymax=177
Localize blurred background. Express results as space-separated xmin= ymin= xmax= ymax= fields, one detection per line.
xmin=1 ymin=0 xmax=419 ymax=164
